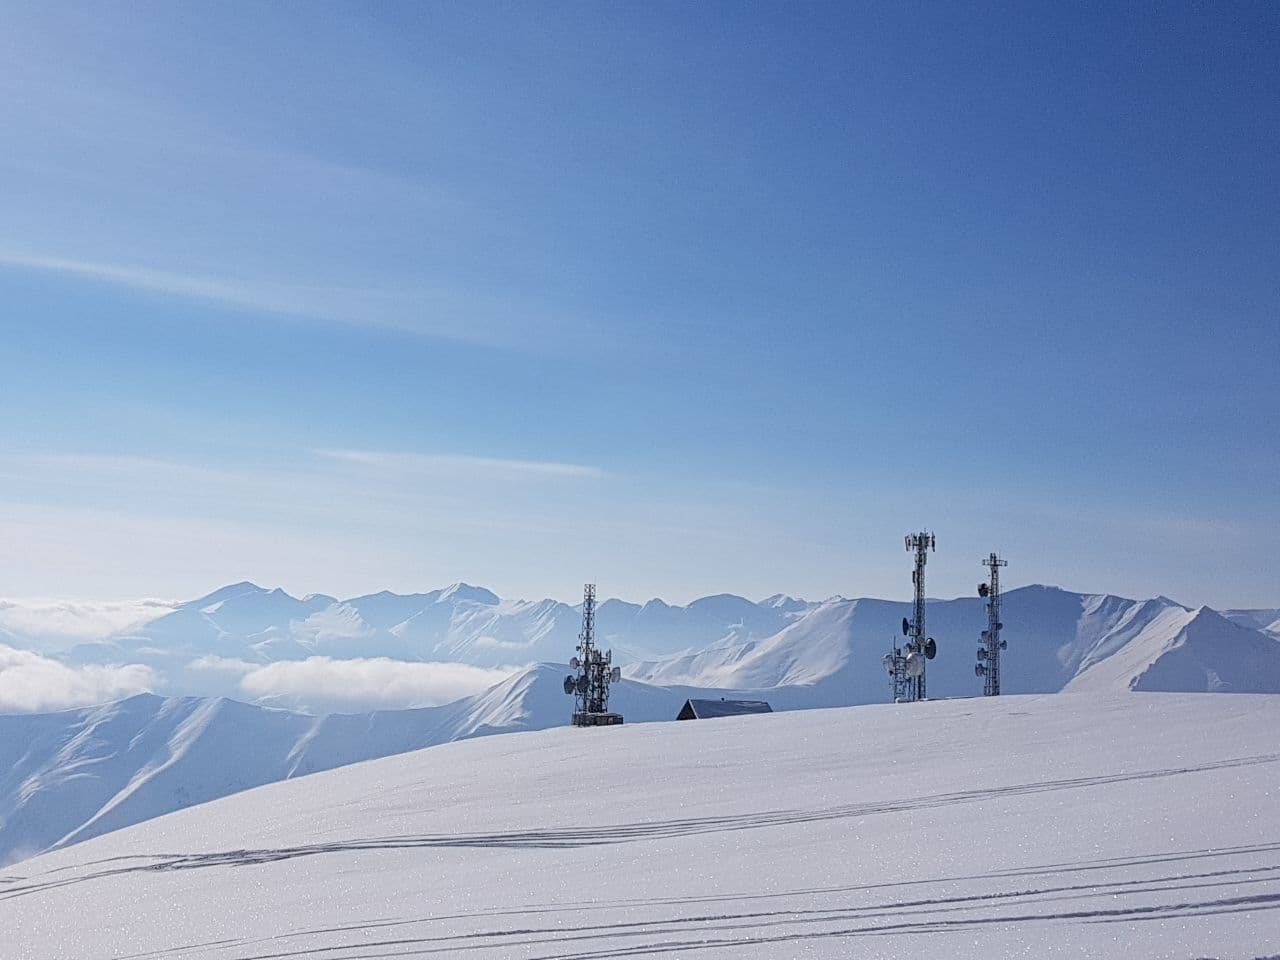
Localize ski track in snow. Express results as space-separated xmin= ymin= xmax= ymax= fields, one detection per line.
xmin=6 ymin=748 xmax=1277 ymax=897
xmin=4 ymin=726 xmax=1279 ymax=959
xmin=59 ymin=845 xmax=1280 ymax=960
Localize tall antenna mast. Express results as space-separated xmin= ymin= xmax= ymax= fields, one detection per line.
xmin=563 ymin=583 xmax=624 ymax=726
xmin=975 ymin=553 xmax=1008 ymax=695
xmin=899 ymin=531 xmax=937 ymax=701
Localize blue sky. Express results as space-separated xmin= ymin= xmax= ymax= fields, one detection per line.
xmin=0 ymin=1 xmax=1276 ymax=607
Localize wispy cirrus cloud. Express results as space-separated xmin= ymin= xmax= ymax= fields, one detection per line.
xmin=315 ymin=448 xmax=607 ymax=480
xmin=0 ymin=250 xmax=511 ymax=344
xmin=0 ymin=448 xmax=607 ymax=501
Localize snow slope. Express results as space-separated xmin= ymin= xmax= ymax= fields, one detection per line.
xmin=3 ymin=692 xmax=1278 ymax=959
xmin=0 ymin=666 xmax=701 ymax=866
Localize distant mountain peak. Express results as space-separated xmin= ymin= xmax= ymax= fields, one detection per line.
xmin=1183 ymin=605 xmax=1237 ymax=632
xmin=759 ymin=593 xmax=801 ymax=607
xmin=191 ymin=581 xmax=269 ymax=606
xmin=437 ymin=583 xmax=499 ymax=606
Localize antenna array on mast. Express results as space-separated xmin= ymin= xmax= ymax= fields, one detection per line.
xmin=975 ymin=553 xmax=1008 ymax=695
xmin=887 ymin=531 xmax=936 ymax=702
xmin=563 ymin=583 xmax=624 ymax=727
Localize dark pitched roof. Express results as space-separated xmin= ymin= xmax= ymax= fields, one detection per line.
xmin=677 ymin=698 xmax=773 ymax=720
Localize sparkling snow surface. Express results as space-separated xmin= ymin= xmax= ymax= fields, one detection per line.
xmin=2 ymin=692 xmax=1277 ymax=959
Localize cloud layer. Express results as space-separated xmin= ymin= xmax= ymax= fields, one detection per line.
xmin=0 ymin=645 xmax=157 ymax=712
xmin=0 ymin=598 xmax=178 ymax=649
xmin=234 ymin=657 xmax=515 ymax=714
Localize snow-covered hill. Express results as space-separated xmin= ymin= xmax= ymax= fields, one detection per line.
xmin=3 ymin=692 xmax=1277 ymax=959
xmin=0 ymin=665 xmax=703 ymax=866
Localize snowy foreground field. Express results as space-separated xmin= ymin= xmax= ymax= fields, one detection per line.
xmin=2 ymin=693 xmax=1277 ymax=960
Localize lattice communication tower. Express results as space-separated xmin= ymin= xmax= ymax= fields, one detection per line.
xmin=563 ymin=583 xmax=623 ymax=726
xmin=893 ymin=531 xmax=937 ymax=701
xmin=975 ymin=553 xmax=1008 ymax=695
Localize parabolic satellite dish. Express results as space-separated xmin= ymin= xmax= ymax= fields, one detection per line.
xmin=906 ymin=652 xmax=925 ymax=677
xmin=901 ymin=617 xmax=910 ymax=636
xmin=610 ymin=666 xmax=621 ymax=683
xmin=924 ymin=637 xmax=936 ymax=659
xmin=563 ymin=675 xmax=575 ymax=695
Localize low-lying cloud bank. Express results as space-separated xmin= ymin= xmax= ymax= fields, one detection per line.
xmin=191 ymin=655 xmax=516 ymax=714
xmin=0 ymin=645 xmax=157 ymax=712
xmin=0 ymin=598 xmax=177 ymax=649
xmin=0 ymin=646 xmax=516 ymax=717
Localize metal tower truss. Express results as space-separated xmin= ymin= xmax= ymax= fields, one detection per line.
xmin=883 ymin=642 xmax=911 ymax=702
xmin=898 ymin=531 xmax=937 ymax=702
xmin=975 ymin=553 xmax=1008 ymax=695
xmin=563 ymin=583 xmax=623 ymax=726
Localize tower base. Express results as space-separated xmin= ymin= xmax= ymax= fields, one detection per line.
xmin=572 ymin=711 xmax=624 ymax=727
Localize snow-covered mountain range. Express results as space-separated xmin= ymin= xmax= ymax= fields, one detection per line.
xmin=58 ymin=580 xmax=809 ymax=672
xmin=628 ymin=585 xmax=1280 ymax=699
xmin=21 ymin=580 xmax=1279 ymax=703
